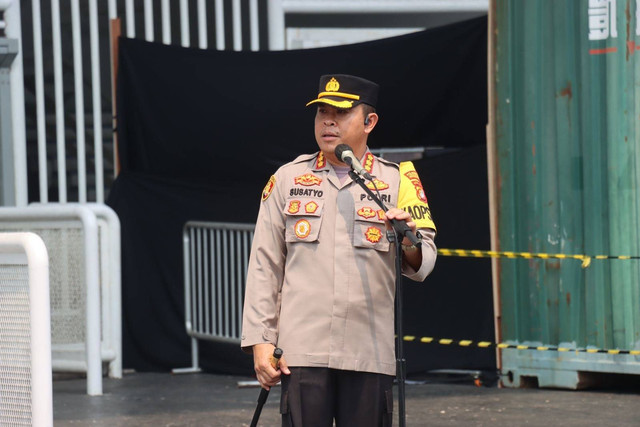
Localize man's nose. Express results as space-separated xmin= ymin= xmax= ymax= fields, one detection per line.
xmin=323 ymin=116 xmax=336 ymax=125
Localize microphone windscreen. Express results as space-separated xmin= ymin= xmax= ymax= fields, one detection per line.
xmin=334 ymin=144 xmax=351 ymax=161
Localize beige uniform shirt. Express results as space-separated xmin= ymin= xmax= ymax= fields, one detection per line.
xmin=241 ymin=150 xmax=437 ymax=376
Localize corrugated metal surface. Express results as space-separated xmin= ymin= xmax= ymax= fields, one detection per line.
xmin=491 ymin=0 xmax=640 ymax=387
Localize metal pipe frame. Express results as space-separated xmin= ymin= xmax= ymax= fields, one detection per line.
xmin=0 ymin=205 xmax=102 ymax=395
xmin=0 ymin=232 xmax=53 ymax=426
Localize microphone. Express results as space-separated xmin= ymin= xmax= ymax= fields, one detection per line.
xmin=334 ymin=144 xmax=373 ymax=180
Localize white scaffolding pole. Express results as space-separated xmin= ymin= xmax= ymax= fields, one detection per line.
xmin=31 ymin=0 xmax=48 ymax=202
xmin=89 ymin=0 xmax=104 ymax=203
xmin=267 ymin=0 xmax=285 ymax=50
xmin=4 ymin=0 xmax=27 ymax=206
xmin=161 ymin=0 xmax=171 ymax=44
xmin=71 ymin=0 xmax=87 ymax=202
xmin=215 ymin=0 xmax=225 ymax=50
xmin=180 ymin=0 xmax=190 ymax=47
xmin=249 ymin=0 xmax=259 ymax=51
xmin=232 ymin=0 xmax=242 ymax=51
xmin=197 ymin=0 xmax=207 ymax=49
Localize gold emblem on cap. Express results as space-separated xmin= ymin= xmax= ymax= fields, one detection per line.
xmin=325 ymin=77 xmax=340 ymax=92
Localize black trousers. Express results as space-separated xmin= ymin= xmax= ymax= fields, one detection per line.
xmin=280 ymin=367 xmax=394 ymax=427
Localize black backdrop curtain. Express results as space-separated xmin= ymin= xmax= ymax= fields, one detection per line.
xmin=108 ymin=16 xmax=494 ymax=374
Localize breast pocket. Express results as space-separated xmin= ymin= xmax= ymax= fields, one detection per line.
xmin=352 ymin=201 xmax=389 ymax=252
xmin=284 ymin=198 xmax=324 ymax=243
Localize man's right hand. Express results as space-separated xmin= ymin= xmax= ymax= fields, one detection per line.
xmin=253 ymin=343 xmax=291 ymax=390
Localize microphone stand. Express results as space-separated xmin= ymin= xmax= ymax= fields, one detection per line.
xmin=349 ymin=170 xmax=419 ymax=427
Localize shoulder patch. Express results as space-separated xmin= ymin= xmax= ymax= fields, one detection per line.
xmin=403 ymin=169 xmax=428 ymax=203
xmin=261 ymin=175 xmax=276 ymax=202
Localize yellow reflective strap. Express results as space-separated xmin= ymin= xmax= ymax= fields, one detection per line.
xmin=439 ymin=339 xmax=453 ymax=345
xmin=459 ymin=340 xmax=473 ymax=347
xmin=421 ymin=337 xmax=434 ymax=343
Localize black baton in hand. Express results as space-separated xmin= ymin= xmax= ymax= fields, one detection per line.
xmin=250 ymin=347 xmax=283 ymax=427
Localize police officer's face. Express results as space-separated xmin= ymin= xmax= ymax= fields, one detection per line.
xmin=314 ymin=104 xmax=371 ymax=165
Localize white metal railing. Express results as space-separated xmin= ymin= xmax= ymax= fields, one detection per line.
xmin=173 ymin=221 xmax=254 ymax=374
xmin=0 ymin=232 xmax=53 ymax=427
xmin=0 ymin=204 xmax=123 ymax=396
xmin=31 ymin=202 xmax=122 ymax=380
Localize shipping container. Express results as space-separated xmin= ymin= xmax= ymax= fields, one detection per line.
xmin=488 ymin=0 xmax=640 ymax=388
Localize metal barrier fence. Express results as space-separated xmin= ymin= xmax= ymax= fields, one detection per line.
xmin=0 ymin=204 xmax=122 ymax=396
xmin=174 ymin=221 xmax=254 ymax=374
xmin=0 ymin=232 xmax=53 ymax=426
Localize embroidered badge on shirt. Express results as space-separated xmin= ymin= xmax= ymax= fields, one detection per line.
xmin=365 ymin=226 xmax=382 ymax=243
xmin=366 ymin=178 xmax=389 ymax=191
xmin=305 ymin=201 xmax=319 ymax=214
xmin=288 ymin=200 xmax=300 ymax=214
xmin=357 ymin=207 xmax=377 ymax=219
xmin=294 ymin=174 xmax=322 ymax=186
xmin=294 ymin=219 xmax=311 ymax=239
xmin=262 ymin=175 xmax=276 ymax=202
xmin=404 ymin=170 xmax=428 ymax=203
xmin=377 ymin=210 xmax=386 ymax=221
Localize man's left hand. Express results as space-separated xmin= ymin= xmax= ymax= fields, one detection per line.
xmin=384 ymin=208 xmax=417 ymax=246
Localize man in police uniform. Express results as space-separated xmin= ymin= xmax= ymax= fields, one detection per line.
xmin=242 ymin=74 xmax=437 ymax=426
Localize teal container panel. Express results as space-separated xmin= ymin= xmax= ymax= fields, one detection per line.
xmin=494 ymin=0 xmax=640 ymax=357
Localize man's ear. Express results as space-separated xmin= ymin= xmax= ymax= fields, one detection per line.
xmin=364 ymin=113 xmax=379 ymax=134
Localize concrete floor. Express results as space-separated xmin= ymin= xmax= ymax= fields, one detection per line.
xmin=53 ymin=372 xmax=640 ymax=426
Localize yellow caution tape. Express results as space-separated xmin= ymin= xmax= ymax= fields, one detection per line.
xmin=438 ymin=249 xmax=640 ymax=269
xmin=402 ymin=335 xmax=640 ymax=355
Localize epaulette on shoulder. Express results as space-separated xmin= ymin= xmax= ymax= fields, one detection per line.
xmin=276 ymin=152 xmax=319 ymax=174
xmin=376 ymin=156 xmax=400 ymax=169
xmin=291 ymin=152 xmax=319 ymax=164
